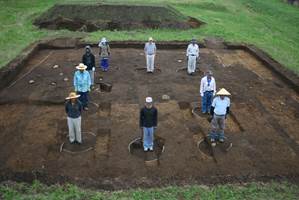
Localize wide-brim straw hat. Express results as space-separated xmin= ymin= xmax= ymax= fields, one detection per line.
xmin=76 ymin=63 xmax=87 ymax=70
xmin=66 ymin=92 xmax=80 ymax=100
xmin=216 ymin=88 xmax=231 ymax=96
xmin=148 ymin=37 xmax=154 ymax=41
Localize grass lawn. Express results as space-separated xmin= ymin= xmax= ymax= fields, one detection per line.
xmin=0 ymin=0 xmax=299 ymax=73
xmin=0 ymin=181 xmax=298 ymax=200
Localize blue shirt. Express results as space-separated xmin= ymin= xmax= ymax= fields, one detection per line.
xmin=212 ymin=96 xmax=230 ymax=115
xmin=65 ymin=100 xmax=82 ymax=118
xmin=73 ymin=70 xmax=91 ymax=92
xmin=144 ymin=42 xmax=156 ymax=55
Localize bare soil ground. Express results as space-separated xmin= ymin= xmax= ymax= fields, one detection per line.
xmin=34 ymin=4 xmax=202 ymax=32
xmin=0 ymin=45 xmax=298 ymax=189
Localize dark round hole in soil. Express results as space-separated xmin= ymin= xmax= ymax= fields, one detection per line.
xmin=61 ymin=131 xmax=96 ymax=154
xmin=197 ymin=138 xmax=213 ymax=157
xmin=94 ymin=82 xmax=112 ymax=92
xmin=34 ymin=4 xmax=204 ymax=32
xmin=178 ymin=101 xmax=190 ymax=110
xmin=129 ymin=135 xmax=165 ymax=161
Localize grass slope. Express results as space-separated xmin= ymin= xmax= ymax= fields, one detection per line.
xmin=0 ymin=181 xmax=298 ymax=200
xmin=1 ymin=0 xmax=298 ymax=73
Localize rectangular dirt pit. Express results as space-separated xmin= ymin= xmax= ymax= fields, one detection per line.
xmin=0 ymin=41 xmax=298 ymax=188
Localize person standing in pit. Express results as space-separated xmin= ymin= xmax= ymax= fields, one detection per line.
xmin=139 ymin=97 xmax=158 ymax=152
xmin=200 ymin=70 xmax=216 ymax=114
xmin=98 ymin=37 xmax=111 ymax=72
xmin=82 ymin=45 xmax=95 ymax=88
xmin=73 ymin=63 xmax=91 ymax=111
xmin=144 ymin=37 xmax=157 ymax=73
xmin=186 ymin=38 xmax=199 ymax=75
xmin=209 ymin=88 xmax=231 ymax=146
xmin=65 ymin=92 xmax=83 ymax=144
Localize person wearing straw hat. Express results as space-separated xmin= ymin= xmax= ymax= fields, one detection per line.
xmin=65 ymin=92 xmax=83 ymax=144
xmin=139 ymin=97 xmax=158 ymax=152
xmin=98 ymin=37 xmax=111 ymax=72
xmin=209 ymin=88 xmax=231 ymax=146
xmin=186 ymin=38 xmax=199 ymax=75
xmin=73 ymin=63 xmax=91 ymax=111
xmin=144 ymin=37 xmax=157 ymax=73
xmin=82 ymin=45 xmax=95 ymax=87
xmin=200 ymin=70 xmax=216 ymax=114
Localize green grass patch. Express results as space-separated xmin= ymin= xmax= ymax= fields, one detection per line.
xmin=0 ymin=181 xmax=298 ymax=200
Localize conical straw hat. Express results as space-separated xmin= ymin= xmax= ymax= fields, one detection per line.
xmin=216 ymin=88 xmax=231 ymax=96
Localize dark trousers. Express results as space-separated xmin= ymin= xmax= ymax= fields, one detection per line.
xmin=77 ymin=91 xmax=89 ymax=108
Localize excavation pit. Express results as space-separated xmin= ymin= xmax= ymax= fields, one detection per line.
xmin=60 ymin=131 xmax=96 ymax=154
xmin=178 ymin=101 xmax=190 ymax=110
xmin=128 ymin=136 xmax=165 ymax=162
xmin=197 ymin=137 xmax=213 ymax=158
xmin=198 ymin=137 xmax=232 ymax=154
xmin=0 ymin=39 xmax=299 ymax=188
xmin=96 ymin=82 xmax=113 ymax=92
xmin=34 ymin=4 xmax=203 ymax=32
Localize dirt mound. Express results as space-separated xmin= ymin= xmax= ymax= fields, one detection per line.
xmin=34 ymin=4 xmax=203 ymax=32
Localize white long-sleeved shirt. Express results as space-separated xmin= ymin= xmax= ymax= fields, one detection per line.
xmin=200 ymin=76 xmax=216 ymax=96
xmin=186 ymin=44 xmax=199 ymax=57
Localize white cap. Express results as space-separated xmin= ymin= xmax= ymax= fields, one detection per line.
xmin=148 ymin=37 xmax=153 ymax=41
xmin=145 ymin=97 xmax=153 ymax=103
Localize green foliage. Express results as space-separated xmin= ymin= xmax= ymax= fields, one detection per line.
xmin=0 ymin=181 xmax=298 ymax=200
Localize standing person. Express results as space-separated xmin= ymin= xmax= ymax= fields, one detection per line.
xmin=82 ymin=45 xmax=95 ymax=87
xmin=73 ymin=63 xmax=91 ymax=111
xmin=98 ymin=37 xmax=111 ymax=72
xmin=65 ymin=92 xmax=83 ymax=144
xmin=139 ymin=97 xmax=158 ymax=152
xmin=209 ymin=88 xmax=231 ymax=146
xmin=144 ymin=37 xmax=157 ymax=73
xmin=186 ymin=38 xmax=199 ymax=75
xmin=200 ymin=70 xmax=216 ymax=114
